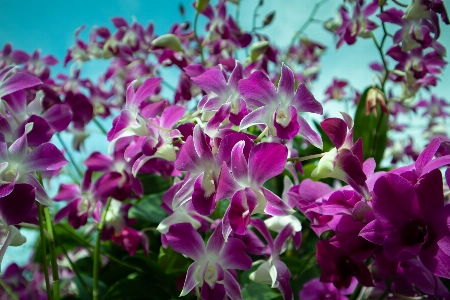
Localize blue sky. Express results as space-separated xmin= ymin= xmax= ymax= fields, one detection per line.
xmin=1 ymin=0 xmax=450 ymax=267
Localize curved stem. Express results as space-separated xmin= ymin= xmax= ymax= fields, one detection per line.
xmin=282 ymin=0 xmax=328 ymax=63
xmin=194 ymin=12 xmax=205 ymax=66
xmin=92 ymin=118 xmax=107 ymax=135
xmin=287 ymin=152 xmax=325 ymax=163
xmin=392 ymin=0 xmax=408 ymax=7
xmin=254 ymin=126 xmax=269 ymax=143
xmin=56 ymin=133 xmax=83 ymax=178
xmin=37 ymin=203 xmax=52 ymax=300
xmin=93 ymin=198 xmax=112 ymax=300
xmin=0 ymin=278 xmax=18 ymax=300
xmin=44 ymin=206 xmax=60 ymax=300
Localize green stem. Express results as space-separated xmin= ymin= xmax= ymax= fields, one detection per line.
xmin=349 ymin=283 xmax=362 ymax=300
xmin=93 ymin=198 xmax=112 ymax=300
xmin=287 ymin=152 xmax=326 ymax=163
xmin=0 ymin=278 xmax=19 ymax=300
xmin=282 ymin=0 xmax=328 ymax=63
xmin=251 ymin=0 xmax=262 ymax=32
xmin=254 ymin=126 xmax=269 ymax=143
xmin=37 ymin=203 xmax=52 ymax=300
xmin=92 ymin=118 xmax=107 ymax=135
xmin=44 ymin=207 xmax=60 ymax=300
xmin=377 ymin=277 xmax=393 ymax=300
xmin=162 ymin=80 xmax=176 ymax=91
xmin=58 ymin=238 xmax=91 ymax=295
xmin=58 ymin=225 xmax=144 ymax=272
xmin=55 ymin=133 xmax=83 ymax=178
xmin=194 ymin=12 xmax=205 ymax=66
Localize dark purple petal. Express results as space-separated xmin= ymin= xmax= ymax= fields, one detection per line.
xmin=191 ymin=68 xmax=228 ymax=96
xmin=415 ymin=138 xmax=440 ymax=175
xmin=180 ymin=262 xmax=199 ymax=296
xmin=231 ymin=141 xmax=249 ymax=183
xmin=321 ymin=118 xmax=348 ymax=149
xmin=193 ymin=125 xmax=214 ymax=162
xmin=132 ymin=78 xmax=162 ymax=108
xmin=0 ymin=184 xmax=35 ymax=225
xmin=223 ymin=270 xmax=243 ymax=300
xmin=359 ymin=219 xmax=395 ymax=245
xmin=21 ymin=143 xmax=68 ymax=172
xmin=42 ymin=104 xmax=73 ymax=132
xmin=277 ymin=64 xmax=295 ymax=100
xmin=166 ymin=223 xmax=205 ymax=261
xmin=228 ymin=60 xmax=243 ymax=90
xmin=372 ymin=173 xmax=418 ymax=226
xmin=297 ymin=116 xmax=323 ymax=149
xmin=220 ymin=238 xmax=252 ymax=270
xmin=274 ymin=105 xmax=300 ymax=140
xmin=263 ymin=188 xmax=294 ymax=216
xmin=293 ymin=84 xmax=323 ymax=114
xmin=216 ymin=162 xmax=241 ymax=201
xmin=216 ymin=132 xmax=253 ymax=169
xmin=238 ymin=71 xmax=276 ymax=105
xmin=248 ymin=142 xmax=287 ymax=186
xmin=0 ymin=72 xmax=42 ymax=98
xmin=191 ymin=173 xmax=216 ymax=216
xmin=175 ymin=136 xmax=202 ymax=173
xmin=415 ymin=169 xmax=444 ymax=221
xmin=228 ymin=188 xmax=258 ymax=234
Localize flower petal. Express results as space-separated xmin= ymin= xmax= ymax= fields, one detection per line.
xmin=249 ymin=142 xmax=287 ymax=186
xmin=166 ymin=223 xmax=205 ymax=261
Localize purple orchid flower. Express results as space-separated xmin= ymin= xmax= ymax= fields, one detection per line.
xmin=0 ymin=184 xmax=35 ymax=271
xmin=249 ymin=219 xmax=294 ymax=300
xmin=312 ymin=113 xmax=371 ymax=199
xmin=111 ymin=226 xmax=149 ymax=257
xmin=405 ymin=0 xmax=449 ymax=25
xmin=216 ymin=140 xmax=294 ymax=239
xmin=360 ymin=169 xmax=450 ymax=278
xmin=0 ymin=44 xmax=30 ymax=69
xmin=299 ymin=277 xmax=357 ymax=300
xmin=238 ymin=64 xmax=323 ymax=147
xmin=166 ymin=222 xmax=252 ymax=300
xmin=190 ymin=60 xmax=248 ymax=130
xmin=324 ymin=78 xmax=348 ymax=102
xmin=0 ymin=126 xmax=67 ymax=206
xmin=317 ymin=239 xmax=374 ymax=289
xmin=378 ymin=8 xmax=438 ymax=51
xmin=0 ymin=66 xmax=42 ymax=100
xmin=335 ymin=0 xmax=379 ymax=48
xmin=107 ymin=77 xmax=163 ymax=149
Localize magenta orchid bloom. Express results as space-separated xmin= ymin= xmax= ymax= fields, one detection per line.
xmin=216 ymin=141 xmax=294 ymax=239
xmin=166 ymin=222 xmax=252 ymax=300
xmin=360 ymin=169 xmax=450 ymax=278
xmin=0 ymin=125 xmax=67 ymax=206
xmin=238 ymin=64 xmax=323 ymax=147
xmin=107 ymin=77 xmax=163 ymax=149
xmin=249 ymin=219 xmax=295 ymax=300
xmin=0 ymin=66 xmax=41 ymax=99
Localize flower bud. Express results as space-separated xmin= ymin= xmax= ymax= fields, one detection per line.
xmin=195 ymin=0 xmax=210 ymax=13
xmin=249 ymin=41 xmax=269 ymax=62
xmin=151 ymin=34 xmax=183 ymax=52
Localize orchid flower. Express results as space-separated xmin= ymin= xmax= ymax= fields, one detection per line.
xmin=166 ymin=222 xmax=252 ymax=300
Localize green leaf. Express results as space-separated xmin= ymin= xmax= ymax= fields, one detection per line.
xmin=101 ymin=276 xmax=171 ymax=300
xmin=73 ymin=275 xmax=108 ymax=300
xmin=137 ymin=173 xmax=172 ymax=195
xmin=158 ymin=246 xmax=192 ymax=275
xmin=241 ymin=282 xmax=280 ymax=300
xmin=128 ymin=193 xmax=166 ymax=224
xmin=353 ymin=87 xmax=388 ymax=168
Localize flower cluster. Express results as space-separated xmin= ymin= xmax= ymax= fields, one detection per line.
xmin=1 ymin=0 xmax=450 ymax=299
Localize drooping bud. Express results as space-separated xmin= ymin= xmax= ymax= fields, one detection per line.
xmin=195 ymin=0 xmax=210 ymax=13
xmin=151 ymin=34 xmax=183 ymax=52
xmin=249 ymin=41 xmax=269 ymax=62
xmin=365 ymin=87 xmax=389 ymax=117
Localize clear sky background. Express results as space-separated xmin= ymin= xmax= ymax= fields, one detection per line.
xmin=1 ymin=0 xmax=450 ymax=267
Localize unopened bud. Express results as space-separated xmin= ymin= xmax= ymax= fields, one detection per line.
xmin=365 ymin=87 xmax=389 ymax=117
xmin=151 ymin=34 xmax=183 ymax=52
xmin=249 ymin=41 xmax=269 ymax=62
xmin=195 ymin=0 xmax=210 ymax=13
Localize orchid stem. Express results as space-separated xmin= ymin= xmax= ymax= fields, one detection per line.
xmin=93 ymin=118 xmax=107 ymax=135
xmin=93 ymin=197 xmax=112 ymax=300
xmin=287 ymin=153 xmax=325 ymax=163
xmin=254 ymin=126 xmax=269 ymax=143
xmin=192 ymin=212 xmax=215 ymax=224
xmin=162 ymin=80 xmax=176 ymax=92
xmin=37 ymin=203 xmax=52 ymax=300
xmin=194 ymin=11 xmax=205 ymax=66
xmin=44 ymin=206 xmax=60 ymax=300
xmin=392 ymin=0 xmax=408 ymax=7
xmin=0 ymin=278 xmax=18 ymax=300
xmin=56 ymin=133 xmax=83 ymax=178
xmin=282 ymin=0 xmax=328 ymax=63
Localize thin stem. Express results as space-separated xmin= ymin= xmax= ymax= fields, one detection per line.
xmin=192 ymin=212 xmax=215 ymax=224
xmin=92 ymin=118 xmax=107 ymax=135
xmin=282 ymin=0 xmax=328 ymax=63
xmin=287 ymin=152 xmax=326 ymax=163
xmin=349 ymin=283 xmax=362 ymax=300
xmin=162 ymin=80 xmax=176 ymax=91
xmin=372 ymin=4 xmax=391 ymax=93
xmin=377 ymin=277 xmax=393 ymax=300
xmin=392 ymin=0 xmax=408 ymax=7
xmin=251 ymin=0 xmax=262 ymax=32
xmin=194 ymin=12 xmax=205 ymax=66
xmin=0 ymin=278 xmax=18 ymax=300
xmin=93 ymin=198 xmax=112 ymax=300
xmin=44 ymin=207 xmax=60 ymax=300
xmin=58 ymin=238 xmax=91 ymax=295
xmin=55 ymin=133 xmax=83 ymax=178
xmin=59 ymin=225 xmax=144 ymax=272
xmin=254 ymin=126 xmax=269 ymax=143
xmin=37 ymin=203 xmax=52 ymax=300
